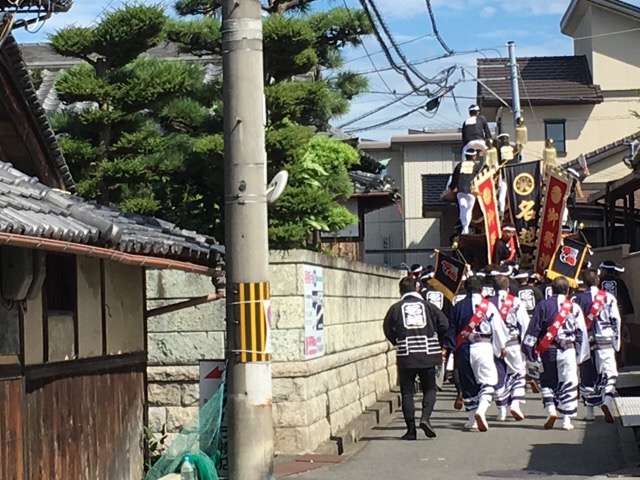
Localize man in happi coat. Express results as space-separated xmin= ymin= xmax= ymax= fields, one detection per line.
xmin=522 ymin=276 xmax=590 ymax=431
xmin=444 ymin=276 xmax=509 ymax=432
xmin=575 ymin=269 xmax=621 ymax=423
xmin=383 ymin=277 xmax=449 ymax=440
xmin=489 ymin=274 xmax=530 ymax=421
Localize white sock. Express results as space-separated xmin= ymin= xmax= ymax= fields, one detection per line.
xmin=586 ymin=406 xmax=595 ymax=417
xmin=547 ymin=405 xmax=557 ymax=416
xmin=468 ymin=411 xmax=476 ymax=424
xmin=477 ymin=399 xmax=490 ymax=417
xmin=562 ymin=415 xmax=572 ymax=426
xmin=511 ymin=400 xmax=521 ymax=410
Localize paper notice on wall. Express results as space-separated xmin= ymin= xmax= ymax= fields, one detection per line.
xmin=303 ymin=265 xmax=325 ymax=359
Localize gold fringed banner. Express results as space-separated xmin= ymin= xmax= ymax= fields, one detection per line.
xmin=534 ymin=167 xmax=573 ymax=275
xmin=472 ymin=167 xmax=502 ymax=265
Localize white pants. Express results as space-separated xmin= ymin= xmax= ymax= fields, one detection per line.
xmin=497 ymin=179 xmax=507 ymax=217
xmin=462 ymin=140 xmax=488 ymax=159
xmin=540 ymin=347 xmax=579 ymax=417
xmin=458 ymin=192 xmax=476 ymax=234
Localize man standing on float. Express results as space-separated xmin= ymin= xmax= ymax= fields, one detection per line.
xmin=450 ymin=149 xmax=482 ymax=235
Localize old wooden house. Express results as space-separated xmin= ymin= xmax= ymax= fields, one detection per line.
xmin=0 ymin=31 xmax=223 ymax=480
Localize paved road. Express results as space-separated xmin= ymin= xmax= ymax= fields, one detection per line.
xmin=291 ymin=385 xmax=634 ymax=480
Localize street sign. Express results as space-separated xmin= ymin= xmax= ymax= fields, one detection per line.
xmin=199 ymin=360 xmax=226 ymax=407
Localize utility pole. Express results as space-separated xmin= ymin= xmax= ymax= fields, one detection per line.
xmin=507 ymin=41 xmax=522 ymax=132
xmin=222 ymin=0 xmax=273 ymax=479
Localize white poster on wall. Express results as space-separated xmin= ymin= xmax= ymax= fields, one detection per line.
xmin=303 ymin=265 xmax=325 ymax=359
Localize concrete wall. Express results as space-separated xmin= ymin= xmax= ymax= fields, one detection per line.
xmin=146 ymin=250 xmax=401 ymax=454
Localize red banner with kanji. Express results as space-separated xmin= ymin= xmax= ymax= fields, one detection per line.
xmin=534 ymin=168 xmax=572 ymax=275
xmin=473 ymin=167 xmax=502 ymax=265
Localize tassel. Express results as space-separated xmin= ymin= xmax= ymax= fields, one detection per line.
xmin=542 ymin=139 xmax=557 ymax=169
xmin=516 ymin=118 xmax=528 ymax=145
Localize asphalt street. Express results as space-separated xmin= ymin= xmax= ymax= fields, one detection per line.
xmin=290 ymin=385 xmax=635 ymax=480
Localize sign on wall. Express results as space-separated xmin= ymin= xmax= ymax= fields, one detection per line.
xmin=303 ymin=265 xmax=325 ymax=359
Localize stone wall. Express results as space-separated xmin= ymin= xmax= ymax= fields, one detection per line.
xmin=146 ymin=250 xmax=401 ymax=453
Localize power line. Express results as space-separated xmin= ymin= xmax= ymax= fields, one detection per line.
xmin=344 ymin=33 xmax=434 ymax=65
xmin=340 ymin=0 xmax=396 ymax=94
xmin=424 ymin=0 xmax=453 ymax=55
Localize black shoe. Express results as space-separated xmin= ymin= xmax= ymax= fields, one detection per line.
xmin=420 ymin=420 xmax=436 ymax=438
xmin=401 ymin=429 xmax=417 ymax=440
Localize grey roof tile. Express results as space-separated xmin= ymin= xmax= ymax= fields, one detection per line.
xmin=0 ymin=161 xmax=223 ymax=265
xmin=2 ymin=35 xmax=76 ymax=192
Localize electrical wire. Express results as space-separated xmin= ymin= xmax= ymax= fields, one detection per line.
xmin=357 ymin=0 xmax=422 ymax=91
xmin=365 ymin=0 xmax=441 ymax=89
xmin=424 ymin=0 xmax=453 ymax=55
xmin=344 ymin=33 xmax=434 ymax=65
xmin=340 ymin=0 xmax=396 ymax=94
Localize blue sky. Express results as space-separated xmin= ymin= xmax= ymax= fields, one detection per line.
xmin=12 ymin=0 xmax=640 ymax=140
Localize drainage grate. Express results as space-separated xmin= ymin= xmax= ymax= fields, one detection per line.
xmin=478 ymin=470 xmax=556 ymax=478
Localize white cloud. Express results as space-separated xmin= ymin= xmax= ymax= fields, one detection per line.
xmin=480 ymin=6 xmax=496 ymax=17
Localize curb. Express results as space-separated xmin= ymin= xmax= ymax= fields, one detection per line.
xmin=315 ymin=388 xmax=401 ymax=456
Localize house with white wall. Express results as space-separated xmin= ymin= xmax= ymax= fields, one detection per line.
xmin=359 ymin=130 xmax=461 ymax=267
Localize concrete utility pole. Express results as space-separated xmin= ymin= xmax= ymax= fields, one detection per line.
xmin=507 ymin=41 xmax=522 ymax=132
xmin=222 ymin=0 xmax=274 ymax=479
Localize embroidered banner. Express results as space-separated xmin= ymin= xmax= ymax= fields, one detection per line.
xmin=534 ymin=168 xmax=572 ymax=275
xmin=472 ymin=167 xmax=502 ymax=265
xmin=503 ymin=161 xmax=541 ymax=269
xmin=428 ymin=249 xmax=466 ymax=302
xmin=546 ymin=237 xmax=590 ymax=288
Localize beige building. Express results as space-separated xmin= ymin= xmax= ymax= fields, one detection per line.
xmin=360 ymin=0 xmax=640 ymax=266
xmin=360 ymin=130 xmax=461 ymax=267
xmin=479 ymin=0 xmax=640 ymax=187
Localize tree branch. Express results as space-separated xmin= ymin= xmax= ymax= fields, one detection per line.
xmin=269 ymin=0 xmax=315 ymax=14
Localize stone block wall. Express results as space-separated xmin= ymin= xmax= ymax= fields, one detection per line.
xmin=146 ymin=250 xmax=401 ymax=453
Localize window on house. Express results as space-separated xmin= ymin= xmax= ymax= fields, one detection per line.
xmin=422 ymin=174 xmax=451 ymax=207
xmin=44 ymin=254 xmax=77 ymax=362
xmin=544 ymin=120 xmax=566 ymax=154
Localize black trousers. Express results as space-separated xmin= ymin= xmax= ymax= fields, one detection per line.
xmin=398 ymin=366 xmax=437 ymax=429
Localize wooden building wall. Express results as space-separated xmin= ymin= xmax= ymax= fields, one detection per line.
xmin=0 ymin=356 xmax=145 ymax=480
xmin=0 ymin=377 xmax=25 ymax=480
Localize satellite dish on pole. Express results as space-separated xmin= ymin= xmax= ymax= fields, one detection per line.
xmin=266 ymin=170 xmax=289 ymax=204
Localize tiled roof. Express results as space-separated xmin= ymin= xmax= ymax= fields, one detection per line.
xmin=2 ymin=35 xmax=76 ymax=192
xmin=0 ymin=161 xmax=223 ymax=265
xmin=422 ymin=174 xmax=450 ymax=206
xmin=477 ymin=56 xmax=603 ymax=107
xmin=20 ymin=42 xmax=223 ymax=113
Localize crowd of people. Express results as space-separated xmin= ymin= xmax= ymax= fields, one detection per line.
xmin=383 ymin=261 xmax=633 ymax=439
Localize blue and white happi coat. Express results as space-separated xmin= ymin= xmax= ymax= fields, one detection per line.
xmin=522 ymin=295 xmax=590 ymax=417
xmin=444 ymin=293 xmax=509 ymax=412
xmin=489 ymin=291 xmax=530 ymax=408
xmin=575 ymin=286 xmax=621 ymax=407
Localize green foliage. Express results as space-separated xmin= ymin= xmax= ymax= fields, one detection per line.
xmin=50 ymin=0 xmax=369 ymax=249
xmin=143 ymin=425 xmax=168 ymax=473
xmin=49 ymin=3 xmax=224 ymax=238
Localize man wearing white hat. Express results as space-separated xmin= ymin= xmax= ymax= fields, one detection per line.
xmin=492 ymin=223 xmax=517 ymax=266
xmin=461 ymin=104 xmax=492 ymax=157
xmin=450 ymin=149 xmax=482 ymax=235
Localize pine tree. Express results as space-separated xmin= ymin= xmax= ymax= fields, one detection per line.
xmin=48 ymin=4 xmax=225 ymax=235
xmin=167 ymin=0 xmax=371 ymax=248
